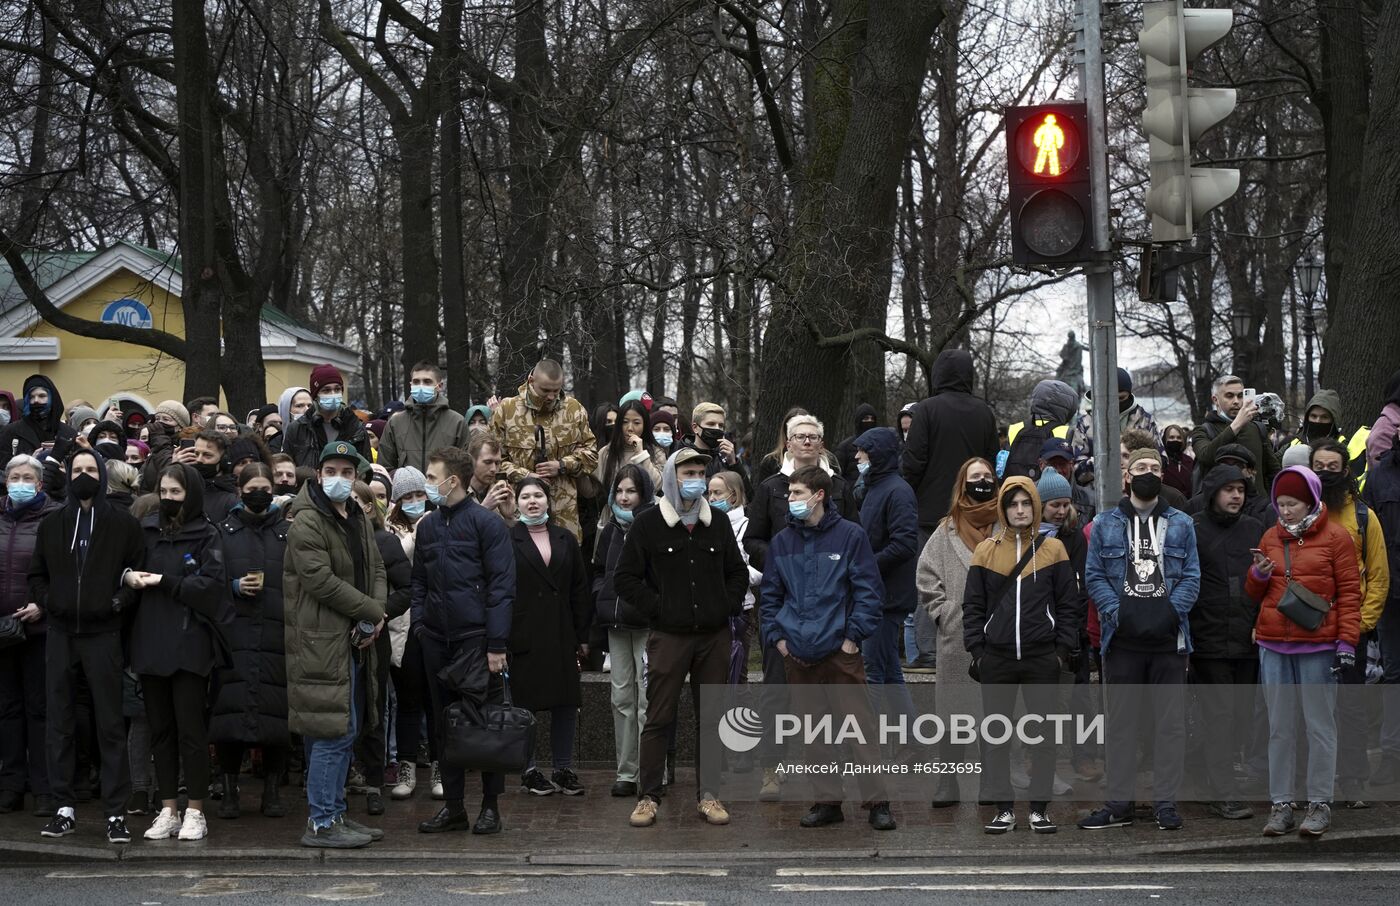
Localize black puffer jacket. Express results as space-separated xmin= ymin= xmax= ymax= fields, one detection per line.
xmin=210 ymin=504 xmax=290 ymax=745
xmin=592 ymin=516 xmax=652 ymax=630
xmin=1 ymin=493 xmax=63 ymax=630
xmin=1188 ymin=465 xmax=1264 ymax=659
xmin=283 ymin=407 xmax=370 ymax=471
xmin=375 ymin=528 xmax=413 ymax=622
xmin=745 ymin=469 xmax=860 ymax=571
xmin=901 ymin=350 xmax=1000 ymax=528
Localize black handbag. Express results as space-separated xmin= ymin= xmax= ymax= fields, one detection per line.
xmin=1275 ymin=541 xmax=1332 ymax=632
xmin=440 ymin=670 xmax=537 ymax=774
xmin=0 ymin=615 xmax=25 ymax=650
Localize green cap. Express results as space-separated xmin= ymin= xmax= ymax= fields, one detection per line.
xmin=319 ymin=440 xmax=370 ymax=476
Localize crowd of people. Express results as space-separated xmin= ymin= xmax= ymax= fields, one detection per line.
xmin=0 ymin=355 xmax=1398 ymax=848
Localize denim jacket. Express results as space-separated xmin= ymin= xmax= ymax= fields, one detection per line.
xmin=1085 ymin=498 xmax=1200 ymax=656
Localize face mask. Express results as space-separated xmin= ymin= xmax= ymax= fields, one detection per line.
xmin=1304 ymin=421 xmax=1332 ymax=440
xmin=788 ymin=498 xmax=813 ymax=520
xmin=653 ymin=431 xmax=673 ymax=449
xmin=857 ymin=461 xmax=871 ymax=476
xmin=860 ymin=419 xmax=876 ymax=431
xmin=700 ymin=427 xmax=725 ymax=447
xmin=321 ymin=476 xmax=353 ymax=502
xmin=1317 ymin=470 xmax=1348 ymax=492
xmin=1130 ymin=472 xmax=1163 ymax=500
xmin=519 ymin=509 xmax=549 ymax=527
xmin=965 ymin=479 xmax=996 ymax=503
xmin=95 ymin=441 xmax=123 ymax=462
xmin=425 ymin=480 xmax=451 ymax=506
xmin=1164 ymin=440 xmax=1184 ymax=457
xmin=159 ymin=498 xmax=184 ymax=521
xmin=1118 ymin=394 xmax=1135 ymax=413
xmin=28 ymin=402 xmax=49 ymax=420
xmin=410 ymin=386 xmax=437 ymax=405
xmin=6 ymin=481 xmax=36 ymax=505
xmin=0 ymin=409 xmax=9 ymax=427
xmin=317 ymin=394 xmax=342 ymax=413
xmin=401 ymin=500 xmax=427 ymax=518
xmin=711 ymin=498 xmax=733 ymax=513
xmin=275 ymin=482 xmax=297 ymax=495
xmin=194 ymin=461 xmax=220 ymax=480
xmin=610 ymin=502 xmax=635 ymax=525
xmin=680 ymin=478 xmax=708 ymax=500
xmin=69 ymin=473 xmax=101 ymax=501
xmin=242 ymin=489 xmax=273 ymax=513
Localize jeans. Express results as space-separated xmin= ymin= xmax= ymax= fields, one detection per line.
xmin=861 ymin=613 xmax=917 ymax=732
xmin=607 ymin=628 xmax=648 ymax=783
xmin=1259 ymin=647 xmax=1337 ymax=804
xmin=0 ymin=633 xmax=48 ymax=798
xmin=526 ymin=708 xmax=578 ymax=772
xmin=305 ymin=665 xmax=362 ymax=829
xmin=1378 ymin=601 xmax=1400 ymax=757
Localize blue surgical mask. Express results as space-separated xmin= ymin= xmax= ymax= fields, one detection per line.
xmin=321 ymin=476 xmax=352 ymax=502
xmin=402 ymin=500 xmax=426 ymax=518
xmin=6 ymin=481 xmax=37 ymax=505
xmin=0 ymin=409 xmax=9 ymax=427
xmin=857 ymin=461 xmax=871 ymax=475
xmin=425 ymin=482 xmax=447 ymax=506
xmin=318 ymin=394 xmax=342 ymax=412
xmin=653 ymin=431 xmax=673 ymax=449
xmin=410 ymin=386 xmax=437 ymax=404
xmin=789 ymin=498 xmax=812 ymax=520
xmin=710 ymin=498 xmax=732 ymax=513
xmin=520 ymin=510 xmax=549 ymax=527
xmin=610 ymin=502 xmax=635 ymax=525
xmin=680 ymin=478 xmax=707 ymax=500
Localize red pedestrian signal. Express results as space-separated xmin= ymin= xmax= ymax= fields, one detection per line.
xmin=1005 ymin=102 xmax=1096 ymax=265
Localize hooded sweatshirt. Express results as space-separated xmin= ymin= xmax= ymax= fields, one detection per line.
xmin=1003 ymin=380 xmax=1079 ymax=480
xmin=277 ymin=387 xmax=309 ymax=435
xmin=854 ymin=427 xmax=920 ymax=615
xmin=1 ymin=374 xmax=77 ymax=459
xmin=901 ymin=350 xmax=1000 ymax=527
xmin=0 ymin=390 xmax=16 ymax=428
xmin=1189 ymin=465 xmax=1264 ymax=659
xmin=1298 ymin=389 xmax=1343 ymax=443
xmin=961 ymin=477 xmax=1080 ymax=660
xmin=835 ymin=403 xmax=880 ymax=483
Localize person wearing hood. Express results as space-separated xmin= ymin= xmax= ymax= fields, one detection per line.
xmin=378 ymin=362 xmax=472 ymax=473
xmin=126 ymin=463 xmax=228 ymax=843
xmin=759 ymin=465 xmax=895 ymax=831
xmin=896 ymin=402 xmax=916 ymax=447
xmin=962 ymin=477 xmax=1080 ymax=835
xmin=1286 ymin=389 xmax=1345 ymax=451
xmin=835 ymin=404 xmax=880 ymax=483
xmin=746 ymin=414 xmax=859 ymax=572
xmin=490 ymin=360 xmax=599 ymax=542
xmin=1 ymin=375 xmax=78 ymax=461
xmin=594 ymin=463 xmax=659 ymax=799
xmin=1367 ymin=370 xmax=1400 ymax=467
xmin=1080 ymin=447 xmax=1200 ymax=832
xmin=1184 ymin=443 xmax=1276 ymax=527
xmin=1067 ymin=367 xmax=1160 ymax=488
xmin=464 ymin=404 xmax=492 ymax=432
xmin=0 ymin=454 xmax=63 ymax=817
xmin=613 ymin=448 xmax=748 ymax=829
xmin=284 ymin=366 xmax=371 ymax=471
xmin=902 ymin=349 xmax=1000 ymax=535
xmin=30 ymin=448 xmax=145 ymax=843
xmin=270 ymin=388 xmax=311 ymax=454
xmin=174 ymin=430 xmax=240 ymax=522
xmin=1160 ymin=425 xmax=1195 ymax=498
xmin=1188 ymin=464 xmax=1265 ymax=821
xmin=1004 ymin=379 xmax=1080 ymax=481
xmin=1363 ymin=418 xmax=1400 ymax=787
xmin=852 ymin=428 xmax=920 ymax=744
xmin=0 ymin=390 xmax=16 ymax=430
xmin=1247 ymin=466 xmax=1361 ymax=838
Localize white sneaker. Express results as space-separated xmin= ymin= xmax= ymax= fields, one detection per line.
xmin=144 ymin=807 xmax=182 ymax=840
xmin=177 ymin=807 xmax=207 ymax=841
xmin=391 ymin=761 xmax=417 ymax=800
xmin=602 ymin=653 xmax=612 ymax=672
xmin=430 ymin=761 xmax=444 ymax=800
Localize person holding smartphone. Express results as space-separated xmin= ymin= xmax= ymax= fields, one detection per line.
xmin=1190 ymin=375 xmax=1281 ymax=496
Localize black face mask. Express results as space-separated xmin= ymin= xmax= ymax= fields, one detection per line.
xmin=860 ymin=419 xmax=876 ymax=431
xmin=159 ymin=498 xmax=184 ymax=521
xmin=1317 ymin=470 xmax=1348 ymax=493
xmin=194 ymin=461 xmax=220 ymax=480
xmin=274 ymin=482 xmax=297 ymax=495
xmin=1118 ymin=394 xmax=1135 ymax=413
xmin=242 ymin=489 xmax=274 ymax=513
xmin=95 ymin=441 xmax=123 ymax=462
xmin=1130 ymin=473 xmax=1163 ymax=500
xmin=700 ymin=427 xmax=725 ymax=447
xmin=1163 ymin=440 xmax=1184 ymax=457
xmin=965 ymin=479 xmax=997 ymax=503
xmin=27 ymin=403 xmax=49 ymax=420
xmin=69 ymin=472 xmax=101 ymax=502
xmin=1304 ymin=421 xmax=1333 ymax=440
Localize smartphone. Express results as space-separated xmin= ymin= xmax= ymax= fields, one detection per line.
xmin=178 ymin=438 xmax=195 ymax=450
xmin=1249 ymin=548 xmax=1264 ymax=556
xmin=1243 ymin=388 xmax=1256 ymax=402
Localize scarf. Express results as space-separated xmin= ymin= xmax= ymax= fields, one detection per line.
xmin=950 ymin=497 xmax=1000 ymax=552
xmin=1280 ymin=507 xmax=1321 ymax=539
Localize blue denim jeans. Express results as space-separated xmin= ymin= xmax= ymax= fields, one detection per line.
xmin=1258 ymin=648 xmax=1337 ymax=804
xmin=305 ymin=665 xmax=362 ymax=829
xmin=863 ymin=613 xmax=918 ymax=732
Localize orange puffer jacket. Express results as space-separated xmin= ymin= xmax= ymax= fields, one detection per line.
xmin=1246 ymin=506 xmax=1361 ymax=646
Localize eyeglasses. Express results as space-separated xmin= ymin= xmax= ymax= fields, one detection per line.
xmin=789 ymin=433 xmax=822 ymax=444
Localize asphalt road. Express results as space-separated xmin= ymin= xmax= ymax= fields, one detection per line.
xmin=6 ymin=858 xmax=1398 ymax=905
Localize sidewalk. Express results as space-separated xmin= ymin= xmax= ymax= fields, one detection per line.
xmin=4 ymin=769 xmax=1399 ymax=865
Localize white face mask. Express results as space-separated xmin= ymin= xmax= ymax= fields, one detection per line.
xmin=0 ymin=409 xmax=8 ymax=427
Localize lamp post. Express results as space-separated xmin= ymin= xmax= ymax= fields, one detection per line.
xmin=1191 ymin=358 xmax=1211 ymax=421
xmin=1231 ymin=307 xmax=1254 ymax=378
xmin=1295 ymin=255 xmax=1324 ymax=402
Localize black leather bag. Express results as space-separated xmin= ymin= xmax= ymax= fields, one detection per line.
xmin=1275 ymin=542 xmax=1331 ymax=632
xmin=440 ymin=671 xmax=537 ymax=774
xmin=0 ymin=615 xmax=25 ymax=650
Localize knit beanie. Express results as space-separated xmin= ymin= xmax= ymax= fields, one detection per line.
xmin=309 ymin=364 xmax=345 ymax=398
xmin=1280 ymin=443 xmax=1312 ymax=470
xmin=1117 ymin=367 xmax=1133 ymax=393
xmin=651 ymin=410 xmax=677 ymax=435
xmin=1126 ymin=447 xmax=1161 ymax=472
xmin=390 ymin=465 xmax=427 ymax=502
xmin=156 ymin=400 xmax=191 ymax=428
xmin=228 ymin=437 xmax=260 ymax=465
xmin=1273 ymin=468 xmax=1316 ymax=506
xmin=1036 ymin=470 xmax=1072 ymax=503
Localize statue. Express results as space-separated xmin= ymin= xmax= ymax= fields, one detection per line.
xmin=1057 ymin=330 xmax=1087 ymax=398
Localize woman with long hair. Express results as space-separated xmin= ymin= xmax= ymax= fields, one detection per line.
xmin=594 ymin=400 xmax=663 ymax=516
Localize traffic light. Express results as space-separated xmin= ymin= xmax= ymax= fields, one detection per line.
xmin=1139 ymin=1 xmax=1239 ymax=243
xmin=1005 ymin=101 xmax=1095 ymax=266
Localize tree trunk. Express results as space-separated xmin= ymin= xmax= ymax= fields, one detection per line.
xmin=1315 ymin=0 xmax=1371 ymax=312
xmin=439 ymin=0 xmax=470 ymax=400
xmin=399 ymin=131 xmax=441 ymax=385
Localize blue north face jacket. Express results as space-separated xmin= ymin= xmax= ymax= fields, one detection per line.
xmin=759 ymin=504 xmax=884 ymax=663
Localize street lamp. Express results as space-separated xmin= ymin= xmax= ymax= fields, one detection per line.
xmin=1296 ymin=255 xmax=1324 ymax=401
xmin=1191 ymin=359 xmax=1211 ymax=382
xmin=1230 ymin=307 xmax=1253 ymax=377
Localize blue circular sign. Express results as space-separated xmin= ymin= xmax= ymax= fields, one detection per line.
xmin=100 ymin=298 xmax=153 ymax=329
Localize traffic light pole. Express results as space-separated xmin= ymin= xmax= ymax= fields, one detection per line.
xmin=1076 ymin=0 xmax=1121 ymax=513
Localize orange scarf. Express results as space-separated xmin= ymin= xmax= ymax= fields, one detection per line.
xmin=950 ymin=497 xmax=999 ymax=552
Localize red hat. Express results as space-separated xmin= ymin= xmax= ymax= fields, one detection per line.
xmin=1272 ymin=469 xmax=1315 ymax=506
xmin=309 ymin=364 xmax=344 ymax=398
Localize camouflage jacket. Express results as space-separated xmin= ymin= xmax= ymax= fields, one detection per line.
xmin=489 ymin=383 xmax=599 ymax=540
xmin=1067 ymin=402 xmax=1161 ymax=479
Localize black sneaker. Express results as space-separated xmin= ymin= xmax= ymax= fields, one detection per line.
xmin=33 ymin=795 xmax=56 ymax=818
xmin=1078 ymin=807 xmax=1132 ymax=829
xmin=984 ymin=810 xmax=1015 ymax=834
xmin=1029 ymin=810 xmax=1057 ymax=834
xmin=610 ymin=780 xmax=638 ymax=798
xmin=1156 ymin=806 xmax=1183 ymax=830
xmin=107 ymin=816 xmax=132 ymax=844
xmin=41 ymin=812 xmax=76 ymax=838
xmin=521 ymin=769 xmax=555 ymax=796
xmin=551 ymin=769 xmax=585 ymax=796
xmin=365 ymin=789 xmax=385 ymax=815
xmin=0 ymin=789 xmax=21 ymax=813
xmin=126 ymin=790 xmax=150 ymax=816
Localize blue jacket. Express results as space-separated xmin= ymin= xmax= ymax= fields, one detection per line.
xmin=1085 ymin=498 xmax=1200 ymax=656
xmin=410 ymin=495 xmax=515 ymax=651
xmin=854 ymin=427 xmax=920 ymax=615
xmin=759 ymin=504 xmax=884 ymax=663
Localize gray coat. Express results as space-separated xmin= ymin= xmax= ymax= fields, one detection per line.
xmin=916 ymin=522 xmax=981 ymax=694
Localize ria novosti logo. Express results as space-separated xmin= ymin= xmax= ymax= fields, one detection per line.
xmin=717 ymin=706 xmax=764 ymax=753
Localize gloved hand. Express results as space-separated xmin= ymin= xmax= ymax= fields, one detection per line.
xmin=1332 ymin=648 xmax=1356 ymax=678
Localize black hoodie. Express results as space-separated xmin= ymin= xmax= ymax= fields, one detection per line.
xmin=28 ymin=451 xmax=145 ymax=635
xmin=900 ymin=350 xmax=1000 ymax=528
xmin=1189 ymin=465 xmax=1264 ymax=659
xmin=834 ymin=403 xmax=879 ymax=483
xmin=0 ymin=374 xmax=78 ymax=460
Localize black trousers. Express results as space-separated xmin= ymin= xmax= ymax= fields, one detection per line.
xmin=46 ymin=629 xmax=130 ymax=817
xmin=215 ymin=743 xmax=289 ymax=781
xmin=1336 ymin=630 xmax=1373 ymax=787
xmin=141 ymin=671 xmax=211 ymax=802
xmin=353 ymin=633 xmax=391 ymax=787
xmin=0 ymin=633 xmax=49 ymax=797
xmin=978 ymin=650 xmax=1062 ymax=811
xmin=392 ymin=626 xmax=436 ymax=763
xmin=418 ymin=631 xmax=504 ymax=806
xmin=1103 ymin=649 xmax=1187 ymax=812
xmin=1189 ymin=656 xmax=1258 ymax=800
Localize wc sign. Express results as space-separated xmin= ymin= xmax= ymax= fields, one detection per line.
xmin=100 ymin=299 xmax=153 ymax=329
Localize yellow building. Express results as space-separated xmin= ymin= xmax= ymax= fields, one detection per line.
xmin=0 ymin=242 xmax=358 ymax=412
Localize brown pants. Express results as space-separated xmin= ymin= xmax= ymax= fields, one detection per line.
xmin=639 ymin=626 xmax=731 ymax=801
xmin=783 ymin=649 xmax=887 ymax=805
